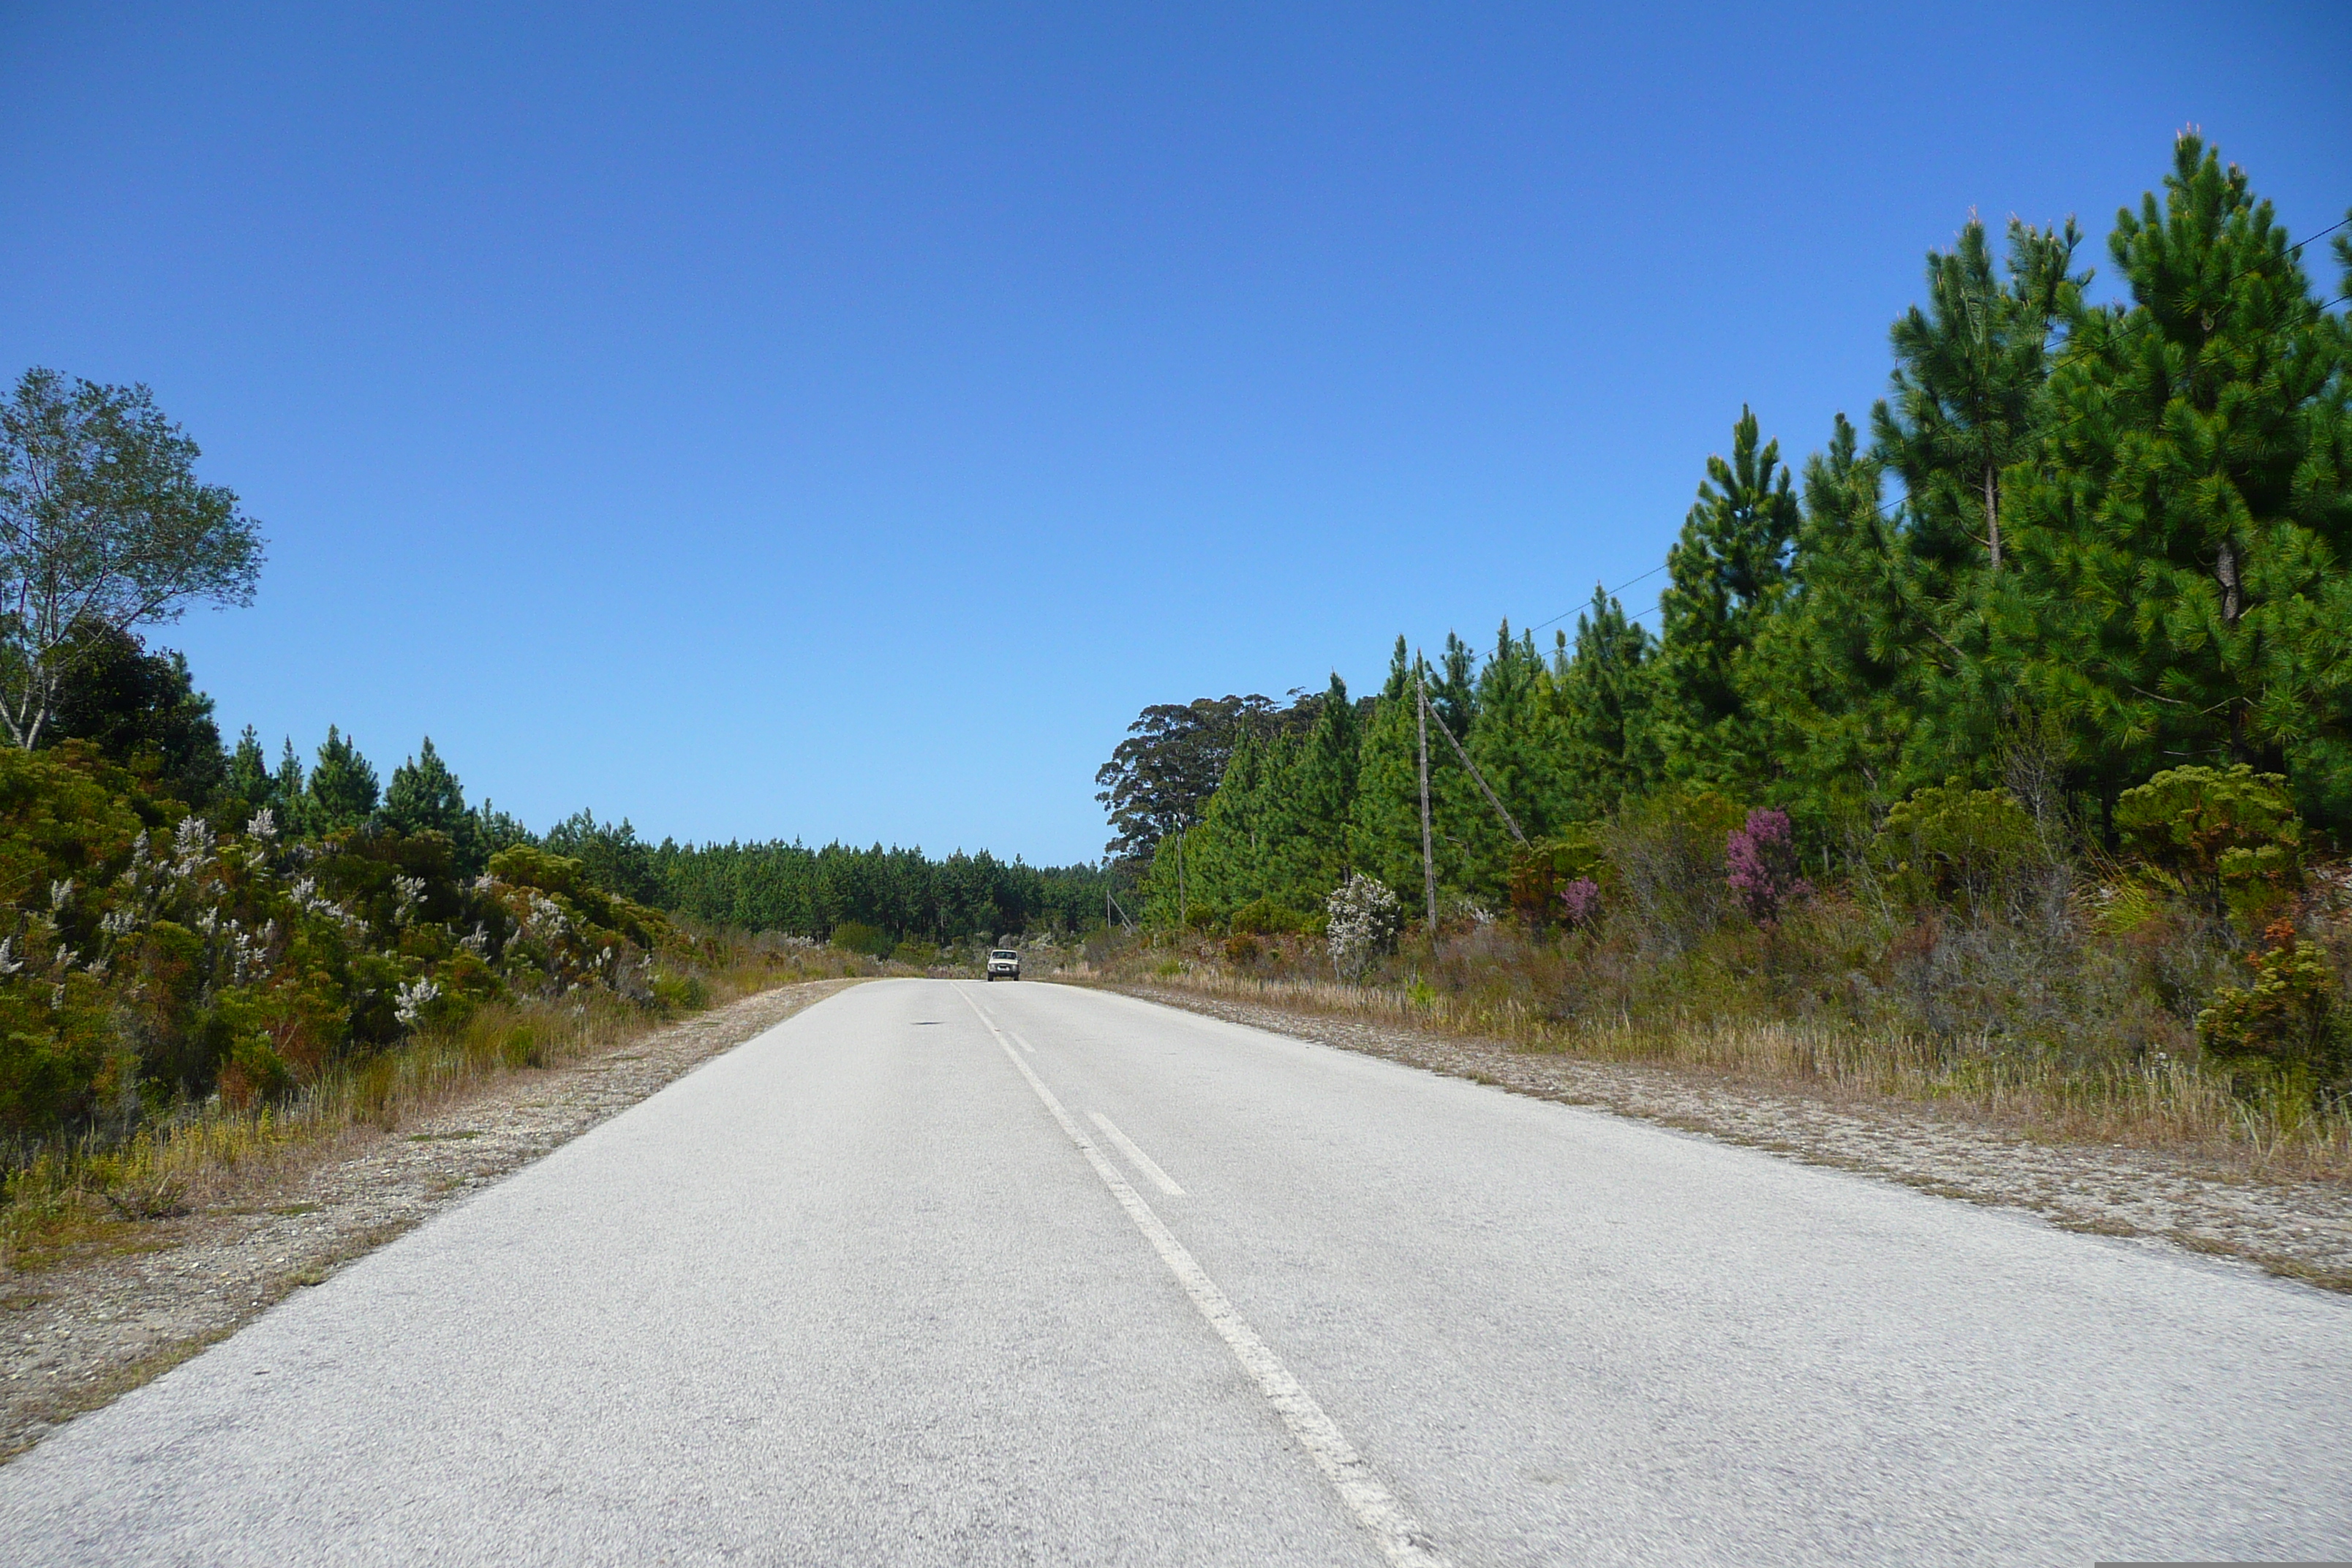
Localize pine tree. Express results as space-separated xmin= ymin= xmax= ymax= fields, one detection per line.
xmin=1994 ymin=136 xmax=2352 ymax=826
xmin=1379 ymin=635 xmax=1411 ymax=702
xmin=1746 ymin=413 xmax=1952 ymax=823
xmin=1651 ymin=407 xmax=1800 ymax=788
xmin=383 ymin=737 xmax=467 ymax=837
xmin=1429 ymin=632 xmax=1477 ymax=741
xmin=1876 ymin=216 xmax=2084 ymax=578
xmin=1180 ymin=730 xmax=1274 ymax=915
xmin=383 ymin=736 xmax=489 ymax=872
xmin=272 ymin=739 xmax=308 ymax=834
xmin=1453 ymin=623 xmax=1562 ymax=894
xmin=306 ymin=725 xmax=380 ymax=830
xmin=225 ymin=725 xmax=272 ymax=810
xmin=1349 ymin=655 xmax=1431 ymax=898
xmin=1552 ymin=586 xmax=1658 ymax=820
xmin=1260 ymin=675 xmax=1360 ymax=905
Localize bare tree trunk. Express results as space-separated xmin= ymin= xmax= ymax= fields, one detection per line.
xmin=2218 ymin=538 xmax=2247 ymax=760
xmin=0 ymin=663 xmax=49 ymax=750
xmin=1983 ymin=466 xmax=2001 ymax=573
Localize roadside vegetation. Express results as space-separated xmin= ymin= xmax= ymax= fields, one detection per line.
xmin=1090 ymin=137 xmax=2352 ymax=1175
xmin=0 ymin=699 xmax=1082 ymax=1257
xmin=0 ymin=933 xmax=850 ymax=1270
xmin=0 ymin=371 xmax=1099 ymax=1256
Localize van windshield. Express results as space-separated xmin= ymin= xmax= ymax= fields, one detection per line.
xmin=991 ymin=951 xmax=1017 ymax=960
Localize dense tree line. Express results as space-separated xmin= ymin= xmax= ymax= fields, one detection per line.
xmin=1118 ymin=138 xmax=2352 ymax=924
xmin=652 ymin=839 xmax=1112 ymax=948
xmin=22 ymin=617 xmax=1110 ymax=951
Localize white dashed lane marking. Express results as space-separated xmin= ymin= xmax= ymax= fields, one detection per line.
xmin=958 ymin=986 xmax=1449 ymax=1568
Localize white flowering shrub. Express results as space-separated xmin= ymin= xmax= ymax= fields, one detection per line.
xmin=0 ymin=744 xmax=689 ymax=1128
xmin=1325 ymin=873 xmax=1403 ymax=980
xmin=393 ymin=976 xmax=442 ymax=1027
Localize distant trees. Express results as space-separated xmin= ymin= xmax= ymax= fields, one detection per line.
xmin=0 ymin=369 xmax=264 ymax=750
xmin=1094 ymin=694 xmax=1290 ymax=867
xmin=652 ymin=837 xmax=1111 ymax=943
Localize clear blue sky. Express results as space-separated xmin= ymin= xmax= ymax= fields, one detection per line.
xmin=4 ymin=3 xmax=2345 ymax=864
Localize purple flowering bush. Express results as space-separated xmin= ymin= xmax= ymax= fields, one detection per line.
xmin=1725 ymin=809 xmax=1811 ymax=924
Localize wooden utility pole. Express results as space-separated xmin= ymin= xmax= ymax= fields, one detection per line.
xmin=1414 ymin=661 xmax=1437 ymax=932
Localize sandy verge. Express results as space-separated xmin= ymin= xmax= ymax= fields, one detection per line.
xmin=1112 ymin=982 xmax=2352 ymax=1294
xmin=0 ymin=979 xmax=856 ymax=1461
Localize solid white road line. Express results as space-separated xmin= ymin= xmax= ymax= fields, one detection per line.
xmin=1089 ymin=1111 xmax=1186 ymax=1196
xmin=958 ymin=987 xmax=1448 ymax=1568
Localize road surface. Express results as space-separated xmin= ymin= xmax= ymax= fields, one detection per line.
xmin=4 ymin=979 xmax=2347 ymax=1565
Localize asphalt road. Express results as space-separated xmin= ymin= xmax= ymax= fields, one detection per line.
xmin=5 ymin=979 xmax=2348 ymax=1566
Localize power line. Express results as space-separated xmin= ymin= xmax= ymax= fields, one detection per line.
xmin=2291 ymin=214 xmax=2351 ymax=253
xmin=1527 ymin=563 xmax=1666 ymax=635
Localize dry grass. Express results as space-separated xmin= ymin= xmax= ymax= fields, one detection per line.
xmin=1124 ymin=965 xmax=2352 ymax=1183
xmin=1 ymin=941 xmax=858 ymax=1270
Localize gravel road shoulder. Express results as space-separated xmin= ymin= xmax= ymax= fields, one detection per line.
xmin=1 ymin=980 xmax=856 ymax=1461
xmin=1109 ymin=982 xmax=2352 ymax=1294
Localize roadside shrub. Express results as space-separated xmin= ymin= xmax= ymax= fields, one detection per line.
xmin=485 ymin=844 xmax=667 ymax=951
xmin=2117 ymin=765 xmax=2302 ymax=924
xmin=1598 ymin=786 xmax=1746 ymax=956
xmin=829 ymin=919 xmax=893 ymax=958
xmin=1230 ymin=897 xmax=1303 ymax=936
xmin=890 ymin=940 xmax=935 ymax=967
xmin=498 ymin=1023 xmax=548 ymax=1070
xmin=0 ymin=744 xmax=704 ymax=1134
xmin=1508 ymin=829 xmax=1604 ymax=927
xmin=1872 ymin=783 xmax=2038 ymax=914
xmin=649 ymin=970 xmax=709 ymax=1014
xmin=1222 ymin=932 xmax=1262 ymax=966
xmin=1725 ymin=809 xmax=1810 ymax=925
xmin=1326 ymin=873 xmax=1402 ymax=979
xmin=2198 ymin=917 xmax=2347 ymax=1088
